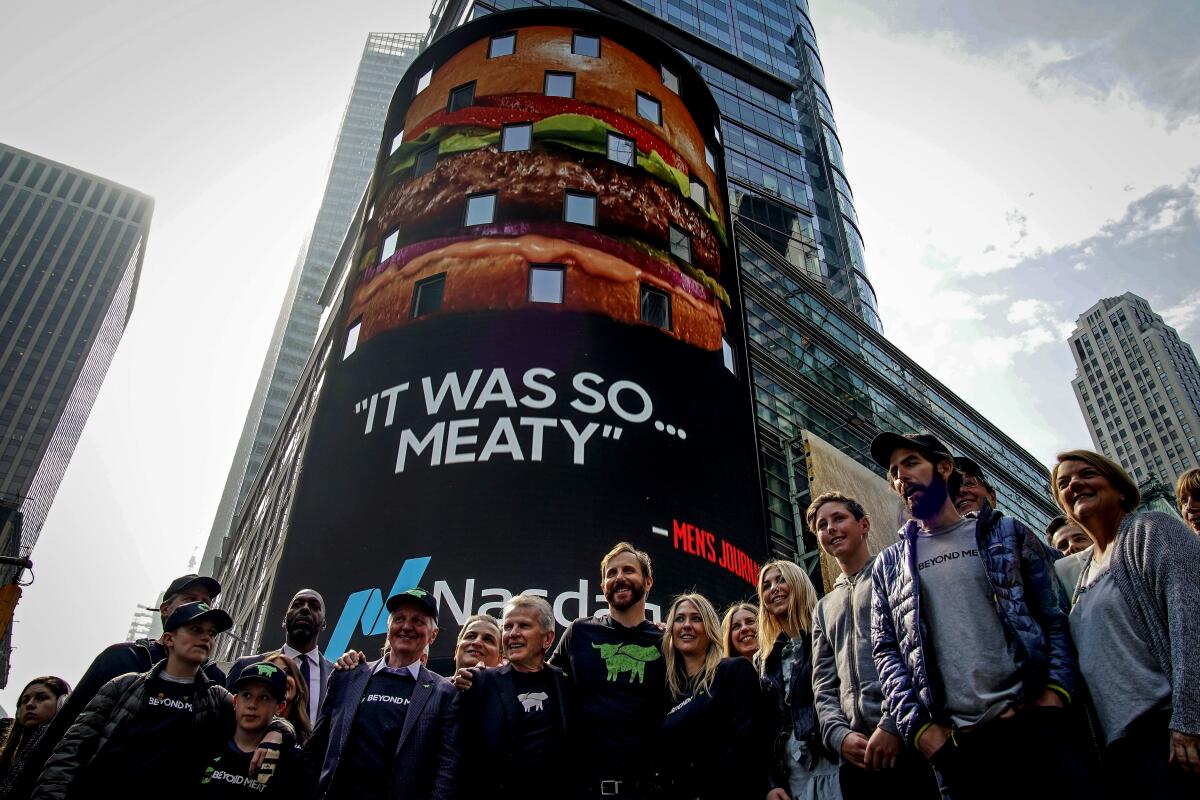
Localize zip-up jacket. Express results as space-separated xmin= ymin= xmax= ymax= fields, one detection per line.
xmin=34 ymin=661 xmax=292 ymax=800
xmin=870 ymin=506 xmax=1078 ymax=746
xmin=811 ymin=554 xmax=898 ymax=758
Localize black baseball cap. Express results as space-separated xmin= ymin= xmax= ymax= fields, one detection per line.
xmin=385 ymin=586 xmax=438 ymax=620
xmin=870 ymin=432 xmax=954 ymax=470
xmin=164 ymin=574 xmax=221 ymax=603
xmin=233 ymin=660 xmax=288 ymax=701
xmin=955 ymin=456 xmax=986 ymax=481
xmin=164 ymin=601 xmax=233 ymax=634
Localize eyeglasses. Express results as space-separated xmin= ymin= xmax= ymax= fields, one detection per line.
xmin=961 ymin=477 xmax=983 ymax=489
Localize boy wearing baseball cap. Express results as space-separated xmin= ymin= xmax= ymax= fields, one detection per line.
xmin=197 ymin=660 xmax=296 ymax=797
xmin=35 ymin=603 xmax=293 ymax=800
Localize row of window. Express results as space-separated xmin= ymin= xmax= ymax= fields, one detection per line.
xmin=377 ymin=190 xmax=698 ymax=269
xmin=346 ymin=267 xmax=675 ymax=360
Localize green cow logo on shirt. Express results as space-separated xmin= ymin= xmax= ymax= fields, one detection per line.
xmin=591 ymin=643 xmax=660 ymax=683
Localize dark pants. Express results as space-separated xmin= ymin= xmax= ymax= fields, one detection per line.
xmin=1103 ymin=712 xmax=1200 ymax=800
xmin=929 ymin=706 xmax=1100 ymax=800
xmin=840 ymin=749 xmax=940 ymax=799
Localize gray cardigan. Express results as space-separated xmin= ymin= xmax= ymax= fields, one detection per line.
xmin=1074 ymin=511 xmax=1200 ymax=736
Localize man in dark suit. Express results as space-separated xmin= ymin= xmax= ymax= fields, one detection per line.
xmin=458 ymin=595 xmax=572 ymax=797
xmin=227 ymin=588 xmax=334 ymax=725
xmin=302 ymin=586 xmax=460 ymax=800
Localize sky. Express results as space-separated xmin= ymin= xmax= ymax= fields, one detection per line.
xmin=0 ymin=0 xmax=1197 ymax=709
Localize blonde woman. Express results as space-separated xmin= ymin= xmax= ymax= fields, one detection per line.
xmin=721 ymin=602 xmax=759 ymax=660
xmin=661 ymin=593 xmax=759 ymax=800
xmin=758 ymin=560 xmax=840 ymax=800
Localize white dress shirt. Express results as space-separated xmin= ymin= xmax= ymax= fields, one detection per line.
xmin=282 ymin=643 xmax=323 ymax=723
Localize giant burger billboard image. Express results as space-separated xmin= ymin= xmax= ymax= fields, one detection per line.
xmin=265 ymin=9 xmax=769 ymax=664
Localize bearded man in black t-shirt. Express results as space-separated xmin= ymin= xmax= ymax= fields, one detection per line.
xmin=548 ymin=542 xmax=666 ymax=800
xmin=457 ymin=595 xmax=572 ymax=798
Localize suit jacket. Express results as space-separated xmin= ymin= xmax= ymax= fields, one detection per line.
xmin=301 ymin=659 xmax=461 ymax=800
xmin=459 ymin=663 xmax=572 ymax=794
xmin=227 ymin=646 xmax=335 ymax=713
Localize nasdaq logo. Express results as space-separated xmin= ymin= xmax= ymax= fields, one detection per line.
xmin=326 ymin=556 xmax=431 ymax=657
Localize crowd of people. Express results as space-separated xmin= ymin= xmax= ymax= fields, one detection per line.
xmin=2 ymin=432 xmax=1199 ymax=800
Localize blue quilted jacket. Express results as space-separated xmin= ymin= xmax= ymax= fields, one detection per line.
xmin=870 ymin=506 xmax=1078 ymax=745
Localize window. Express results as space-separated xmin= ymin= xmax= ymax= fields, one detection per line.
xmin=563 ymin=192 xmax=596 ymax=226
xmin=488 ymin=32 xmax=516 ymax=58
xmin=529 ymin=265 xmax=565 ymax=303
xmin=343 ymin=319 xmax=362 ymax=360
xmin=572 ymin=33 xmax=600 ymax=57
xmin=636 ymin=92 xmax=662 ymax=124
xmin=415 ymin=68 xmax=433 ymax=95
xmin=380 ymin=229 xmax=400 ymax=263
xmin=640 ymin=285 xmax=671 ymax=330
xmin=448 ymin=81 xmax=476 ymax=112
xmin=689 ymin=178 xmax=707 ymax=208
xmin=411 ymin=274 xmax=446 ymax=318
xmin=414 ymin=146 xmax=438 ymax=176
xmin=389 ymin=130 xmax=404 ymax=155
xmin=544 ymin=71 xmax=575 ymax=98
xmin=661 ymin=65 xmax=679 ymax=93
xmin=607 ymin=132 xmax=635 ymax=166
xmin=722 ymin=337 xmax=736 ymax=375
xmin=704 ymin=144 xmax=716 ymax=170
xmin=465 ymin=192 xmax=497 ymax=226
xmin=501 ymin=123 xmax=532 ymax=152
xmin=669 ymin=224 xmax=691 ymax=263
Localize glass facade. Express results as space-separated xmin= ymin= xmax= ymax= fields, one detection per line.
xmin=0 ymin=144 xmax=150 ymax=558
xmin=203 ymin=33 xmax=423 ymax=574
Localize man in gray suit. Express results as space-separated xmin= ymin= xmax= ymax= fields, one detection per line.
xmin=301 ymin=587 xmax=460 ymax=800
xmin=227 ymin=588 xmax=335 ymax=725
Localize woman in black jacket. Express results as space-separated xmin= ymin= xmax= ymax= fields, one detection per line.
xmin=757 ymin=560 xmax=840 ymax=800
xmin=0 ymin=677 xmax=70 ymax=800
xmin=660 ymin=593 xmax=760 ymax=799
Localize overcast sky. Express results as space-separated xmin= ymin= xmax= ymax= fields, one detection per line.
xmin=1 ymin=0 xmax=1197 ymax=709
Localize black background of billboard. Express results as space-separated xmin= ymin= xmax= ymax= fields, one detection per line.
xmin=265 ymin=309 xmax=766 ymax=661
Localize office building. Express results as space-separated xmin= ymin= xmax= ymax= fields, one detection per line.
xmin=1069 ymin=292 xmax=1200 ymax=488
xmin=0 ymin=144 xmax=151 ymax=681
xmin=0 ymin=144 xmax=151 ymax=561
xmin=211 ymin=3 xmax=1061 ymax=657
xmin=202 ymin=32 xmax=423 ymax=575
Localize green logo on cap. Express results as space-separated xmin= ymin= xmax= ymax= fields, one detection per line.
xmin=404 ymin=588 xmax=427 ymax=598
xmin=196 ymin=603 xmax=211 ymax=612
xmin=253 ymin=664 xmax=279 ymax=678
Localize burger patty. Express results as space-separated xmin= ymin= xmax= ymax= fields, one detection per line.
xmin=376 ymin=146 xmax=721 ymax=280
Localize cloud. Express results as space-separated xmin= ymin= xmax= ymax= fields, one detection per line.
xmin=1162 ymin=291 xmax=1200 ymax=331
xmin=858 ymin=0 xmax=1200 ymax=125
xmin=1007 ymin=298 xmax=1054 ymax=325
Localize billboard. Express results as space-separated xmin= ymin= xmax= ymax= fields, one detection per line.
xmin=803 ymin=430 xmax=906 ymax=592
xmin=264 ymin=9 xmax=768 ymax=662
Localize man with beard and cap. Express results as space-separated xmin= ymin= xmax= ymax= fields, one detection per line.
xmin=227 ymin=589 xmax=334 ymax=726
xmin=24 ymin=574 xmax=227 ymax=790
xmin=868 ymin=432 xmax=1097 ymax=799
xmin=546 ymin=541 xmax=665 ymax=799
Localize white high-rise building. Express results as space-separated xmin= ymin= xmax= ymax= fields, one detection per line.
xmin=1069 ymin=292 xmax=1200 ymax=486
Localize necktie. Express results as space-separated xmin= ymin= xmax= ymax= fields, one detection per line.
xmin=296 ymin=652 xmax=312 ymax=696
